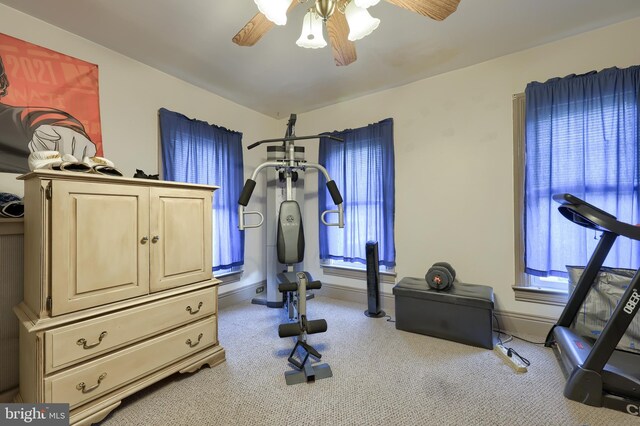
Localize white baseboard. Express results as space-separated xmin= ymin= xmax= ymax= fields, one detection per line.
xmin=218 ymin=281 xmax=556 ymax=341
xmin=317 ymin=282 xmax=395 ymax=313
xmin=493 ymin=310 xmax=556 ymax=341
xmin=320 ymin=282 xmax=555 ymax=340
xmin=218 ymin=281 xmax=266 ymax=310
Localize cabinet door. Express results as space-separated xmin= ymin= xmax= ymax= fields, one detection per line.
xmin=149 ymin=188 xmax=212 ymax=292
xmin=51 ymin=181 xmax=150 ymax=316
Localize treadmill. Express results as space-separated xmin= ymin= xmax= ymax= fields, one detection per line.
xmin=545 ymin=193 xmax=640 ymax=415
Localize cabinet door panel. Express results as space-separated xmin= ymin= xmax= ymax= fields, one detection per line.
xmin=150 ymin=188 xmax=212 ymax=292
xmin=51 ymin=181 xmax=150 ymax=315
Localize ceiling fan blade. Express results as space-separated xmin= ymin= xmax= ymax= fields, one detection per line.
xmin=384 ymin=0 xmax=461 ymax=21
xmin=326 ymin=12 xmax=357 ymax=67
xmin=232 ymin=0 xmax=300 ymax=47
xmin=232 ymin=13 xmax=274 ymax=46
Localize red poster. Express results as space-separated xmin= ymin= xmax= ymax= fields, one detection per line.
xmin=0 ymin=33 xmax=102 ymax=173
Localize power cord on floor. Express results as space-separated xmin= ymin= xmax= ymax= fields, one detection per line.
xmin=492 ymin=313 xmax=534 ymax=367
xmin=384 ymin=314 xmax=395 ymax=323
xmin=506 ymin=347 xmax=531 ymax=367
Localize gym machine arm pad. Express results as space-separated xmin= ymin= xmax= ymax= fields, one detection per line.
xmin=238 ymin=179 xmax=256 ymax=206
xmin=326 ymin=180 xmax=343 ymax=205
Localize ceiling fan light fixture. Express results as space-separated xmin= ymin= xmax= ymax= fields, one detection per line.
xmin=296 ymin=9 xmax=327 ymax=49
xmin=345 ymin=1 xmax=380 ymax=41
xmin=354 ymin=0 xmax=380 ymax=8
xmin=315 ymin=0 xmax=337 ymax=21
xmin=254 ymin=0 xmax=289 ymax=25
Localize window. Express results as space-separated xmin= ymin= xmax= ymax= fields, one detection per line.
xmin=318 ymin=118 xmax=395 ymax=274
xmin=159 ymin=108 xmax=244 ymax=277
xmin=514 ymin=93 xmax=569 ymax=304
xmin=514 ymin=66 xmax=640 ymax=304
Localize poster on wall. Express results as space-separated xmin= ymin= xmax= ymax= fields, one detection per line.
xmin=0 ymin=32 xmax=103 ymax=173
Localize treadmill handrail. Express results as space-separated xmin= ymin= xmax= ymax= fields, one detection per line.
xmin=553 ymin=193 xmax=640 ymax=241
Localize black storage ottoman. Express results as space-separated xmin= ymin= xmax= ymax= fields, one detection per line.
xmin=393 ymin=277 xmax=495 ymax=349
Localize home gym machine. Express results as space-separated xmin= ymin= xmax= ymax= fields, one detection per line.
xmin=238 ymin=114 xmax=345 ymax=385
xmin=545 ymin=193 xmax=640 ymax=416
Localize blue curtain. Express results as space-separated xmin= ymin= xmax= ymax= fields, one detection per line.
xmin=319 ymin=118 xmax=395 ymax=267
xmin=159 ymin=108 xmax=244 ymax=271
xmin=524 ymin=66 xmax=640 ymax=277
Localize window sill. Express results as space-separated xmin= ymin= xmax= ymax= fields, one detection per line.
xmin=215 ymin=270 xmax=243 ymax=285
xmin=512 ymin=285 xmax=568 ymax=306
xmin=321 ymin=264 xmax=396 ymax=284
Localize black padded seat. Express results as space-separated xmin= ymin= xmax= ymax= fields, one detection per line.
xmin=277 ymin=271 xmax=315 ymax=285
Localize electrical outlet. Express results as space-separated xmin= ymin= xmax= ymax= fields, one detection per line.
xmin=256 ymin=286 xmax=264 ymax=294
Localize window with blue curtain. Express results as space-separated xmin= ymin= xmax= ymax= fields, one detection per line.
xmin=318 ymin=118 xmax=395 ymax=268
xmin=159 ymin=108 xmax=244 ymax=272
xmin=524 ymin=66 xmax=640 ymax=278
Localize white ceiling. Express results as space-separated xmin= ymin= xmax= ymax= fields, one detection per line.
xmin=2 ymin=0 xmax=640 ymax=118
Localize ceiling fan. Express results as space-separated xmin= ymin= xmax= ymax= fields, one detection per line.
xmin=232 ymin=0 xmax=461 ymax=66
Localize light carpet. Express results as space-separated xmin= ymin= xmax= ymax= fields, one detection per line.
xmin=99 ymin=296 xmax=637 ymax=426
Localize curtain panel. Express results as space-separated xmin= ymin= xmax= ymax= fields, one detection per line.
xmin=318 ymin=118 xmax=395 ymax=267
xmin=159 ymin=108 xmax=244 ymax=271
xmin=524 ymin=66 xmax=640 ymax=277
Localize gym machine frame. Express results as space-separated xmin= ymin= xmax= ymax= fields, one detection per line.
xmin=238 ymin=114 xmax=345 ymax=384
xmin=545 ymin=193 xmax=640 ymax=416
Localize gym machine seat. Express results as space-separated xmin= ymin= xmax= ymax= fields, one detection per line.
xmin=545 ymin=193 xmax=640 ymax=416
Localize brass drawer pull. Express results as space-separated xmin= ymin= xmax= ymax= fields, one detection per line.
xmin=76 ymin=373 xmax=107 ymax=394
xmin=77 ymin=331 xmax=108 ymax=349
xmin=186 ymin=301 xmax=203 ymax=315
xmin=186 ymin=333 xmax=203 ymax=348
xmin=152 ymin=235 xmax=160 ymax=243
xmin=140 ymin=236 xmax=149 ymax=244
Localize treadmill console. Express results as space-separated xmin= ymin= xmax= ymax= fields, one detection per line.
xmin=553 ymin=193 xmax=640 ymax=241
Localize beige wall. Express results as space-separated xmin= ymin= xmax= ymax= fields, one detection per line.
xmin=2 ymin=2 xmax=640 ymax=318
xmin=294 ymin=16 xmax=640 ymax=319
xmin=0 ymin=4 xmax=279 ymax=294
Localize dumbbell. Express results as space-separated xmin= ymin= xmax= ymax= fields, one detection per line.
xmin=425 ymin=262 xmax=456 ymax=291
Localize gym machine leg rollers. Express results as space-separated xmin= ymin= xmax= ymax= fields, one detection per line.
xmin=278 ymin=272 xmax=332 ymax=385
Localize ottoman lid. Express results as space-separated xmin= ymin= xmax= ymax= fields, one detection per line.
xmin=393 ymin=277 xmax=494 ymax=309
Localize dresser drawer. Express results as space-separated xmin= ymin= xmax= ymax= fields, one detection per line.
xmin=44 ymin=287 xmax=217 ymax=373
xmin=45 ymin=316 xmax=216 ymax=409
